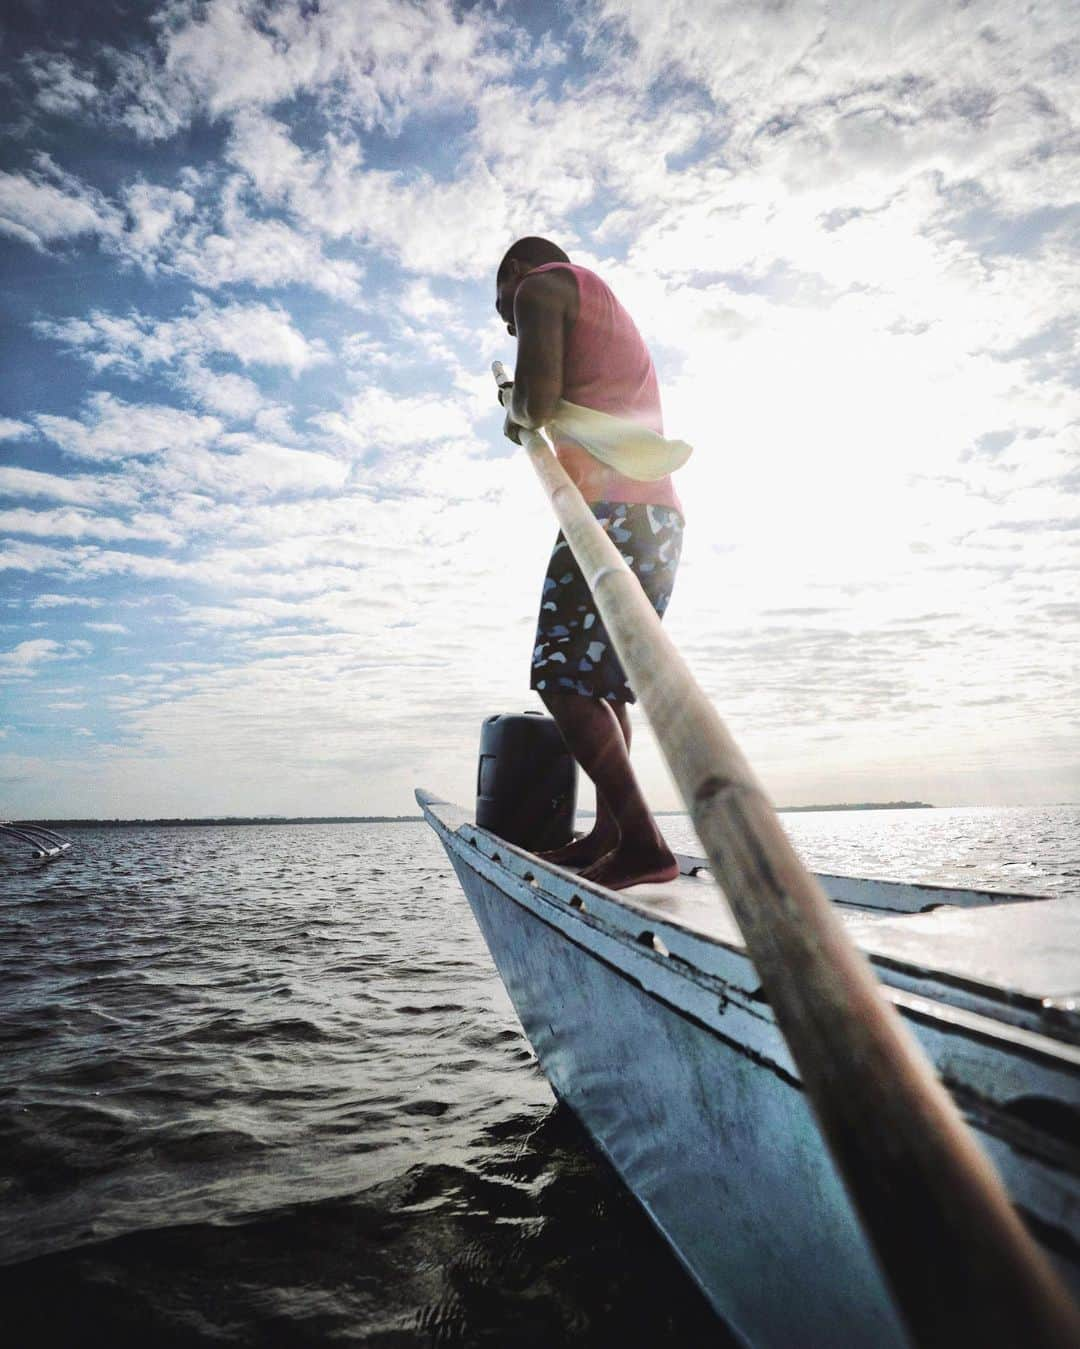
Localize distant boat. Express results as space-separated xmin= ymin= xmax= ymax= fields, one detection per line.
xmin=0 ymin=821 xmax=71 ymax=858
xmin=417 ymin=788 xmax=1080 ymax=1347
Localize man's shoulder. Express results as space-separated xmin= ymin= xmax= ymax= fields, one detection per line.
xmin=519 ymin=264 xmax=577 ymax=304
xmin=517 ymin=264 xmax=579 ymax=320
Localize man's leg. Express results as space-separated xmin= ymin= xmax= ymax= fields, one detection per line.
xmin=539 ymin=690 xmax=677 ymax=889
xmin=538 ymin=698 xmax=629 ymax=865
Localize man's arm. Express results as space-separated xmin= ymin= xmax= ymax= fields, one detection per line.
xmin=507 ymin=269 xmax=574 ymax=431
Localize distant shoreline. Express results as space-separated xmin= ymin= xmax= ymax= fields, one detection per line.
xmin=652 ymin=801 xmax=934 ymax=816
xmin=778 ymin=801 xmax=933 ymax=813
xmin=14 ymin=816 xmax=426 ymax=828
xmin=17 ymin=803 xmax=934 ymax=826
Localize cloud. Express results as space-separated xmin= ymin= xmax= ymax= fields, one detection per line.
xmin=0 ymin=465 xmax=137 ymax=509
xmin=0 ymin=540 xmax=73 ymax=573
xmin=0 ymin=638 xmax=91 ymax=679
xmin=1 ymin=154 xmax=362 ymax=302
xmin=0 ymin=507 xmax=179 ymax=544
xmin=150 ymin=435 xmax=350 ymax=500
xmin=181 ymin=370 xmax=263 ymax=419
xmin=0 ymin=156 xmax=121 ymax=249
xmin=586 ymin=0 xmax=1080 ymax=239
xmin=2 ymin=0 xmax=1077 ymax=813
xmin=314 ymin=385 xmax=475 ymax=451
xmin=111 ymin=0 xmax=506 ymax=138
xmin=0 ymin=418 xmax=34 ymax=441
xmin=39 ymin=294 xmax=329 ymax=378
xmin=84 ymin=622 xmax=129 ymax=634
xmin=31 ymin=594 xmax=104 ymax=609
xmin=121 ymin=180 xmax=197 ymax=259
xmin=38 ymin=295 xmax=331 ymax=422
xmin=162 ymin=181 xmax=365 ymax=299
xmin=36 ymin=393 xmax=222 ymax=462
xmin=175 ymin=605 xmax=277 ymax=630
xmin=225 ymin=116 xmax=517 ymax=278
xmin=226 ymin=103 xmax=641 ymax=280
xmin=24 ymin=53 xmax=99 ymax=115
xmin=397 ymin=280 xmax=459 ymax=327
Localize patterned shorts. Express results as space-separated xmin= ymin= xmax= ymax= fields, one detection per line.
xmin=530 ymin=501 xmax=684 ymax=705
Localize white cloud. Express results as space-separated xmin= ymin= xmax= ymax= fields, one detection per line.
xmin=163 ymin=181 xmax=364 ymax=300
xmin=36 ymin=393 xmax=222 ymax=462
xmin=0 ymin=418 xmax=33 ymax=441
xmin=398 ymin=279 xmax=458 ymax=326
xmin=175 ymin=605 xmax=275 ymax=629
xmin=0 ymin=465 xmax=136 ymax=509
xmin=147 ymin=435 xmax=350 ymax=500
xmin=0 ymin=153 xmax=362 ymax=303
xmin=227 ymin=119 xmax=518 ymax=278
xmin=587 ymin=0 xmax=1080 ymax=234
xmin=0 ymin=157 xmax=120 ymax=250
xmin=38 ymin=295 xmax=330 ymax=424
xmin=0 ymin=638 xmax=91 ymax=679
xmin=315 ymin=385 xmax=475 ymax=450
xmin=84 ymin=622 xmax=129 ymax=634
xmin=183 ymin=370 xmax=264 ymax=419
xmin=0 ymin=507 xmax=179 ymax=544
xmin=25 ymin=54 xmax=99 ymax=115
xmin=31 ymin=594 xmax=104 ymax=609
xmin=177 ymin=296 xmax=328 ymax=373
xmin=0 ymin=540 xmax=72 ymax=573
xmin=40 ymin=295 xmax=330 ymax=378
xmin=121 ymin=180 xmax=197 ymax=258
xmin=114 ymin=0 xmax=505 ymax=137
xmin=340 ymin=333 xmax=393 ymax=370
xmin=594 ymin=1 xmax=1078 ymax=141
xmin=2 ymin=0 xmax=1077 ymax=812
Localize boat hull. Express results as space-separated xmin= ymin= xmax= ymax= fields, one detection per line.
xmin=419 ymin=793 xmax=1080 ymax=1347
xmin=451 ymin=850 xmax=907 ymax=1347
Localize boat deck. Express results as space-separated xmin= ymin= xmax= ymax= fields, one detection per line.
xmin=419 ymin=793 xmax=1080 ymax=1047
xmin=625 ymin=861 xmax=1080 ymax=1016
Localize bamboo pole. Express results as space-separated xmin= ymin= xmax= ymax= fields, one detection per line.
xmin=493 ymin=364 xmax=1079 ymax=1347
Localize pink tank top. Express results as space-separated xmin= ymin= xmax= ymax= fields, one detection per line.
xmin=530 ymin=262 xmax=683 ymax=515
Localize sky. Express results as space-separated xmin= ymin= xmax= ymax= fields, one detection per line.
xmin=1 ymin=0 xmax=1077 ymax=819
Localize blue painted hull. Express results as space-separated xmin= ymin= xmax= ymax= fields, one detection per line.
xmin=418 ymin=793 xmax=1080 ymax=1347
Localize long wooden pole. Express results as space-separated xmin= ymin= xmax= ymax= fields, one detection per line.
xmin=493 ymin=365 xmax=1079 ymax=1347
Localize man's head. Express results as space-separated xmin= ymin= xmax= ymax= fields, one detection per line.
xmin=495 ymin=236 xmax=570 ymax=335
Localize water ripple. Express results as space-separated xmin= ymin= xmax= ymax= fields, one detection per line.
xmin=2 ymin=808 xmax=1074 ymax=1343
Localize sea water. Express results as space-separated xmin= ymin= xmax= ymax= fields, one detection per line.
xmin=1 ymin=807 xmax=1076 ymax=1345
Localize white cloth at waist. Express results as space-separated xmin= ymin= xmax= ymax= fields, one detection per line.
xmin=546 ymin=399 xmax=693 ymax=483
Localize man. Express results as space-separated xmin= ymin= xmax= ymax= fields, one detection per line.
xmin=495 ymin=236 xmax=685 ymax=890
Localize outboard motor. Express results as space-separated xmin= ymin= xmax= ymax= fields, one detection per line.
xmin=476 ymin=712 xmax=577 ymax=851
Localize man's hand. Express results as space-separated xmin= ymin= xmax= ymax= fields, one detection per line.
xmin=498 ymin=379 xmax=522 ymax=443
xmin=503 ymin=409 xmax=523 ymax=445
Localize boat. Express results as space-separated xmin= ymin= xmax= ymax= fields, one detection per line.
xmin=415 ymin=366 xmax=1080 ymax=1346
xmin=0 ymin=821 xmax=72 ymax=859
xmin=417 ymin=789 xmax=1079 ymax=1347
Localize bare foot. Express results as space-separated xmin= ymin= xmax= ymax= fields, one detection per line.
xmin=538 ymin=828 xmax=620 ymax=868
xmin=580 ymin=843 xmax=680 ymax=891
